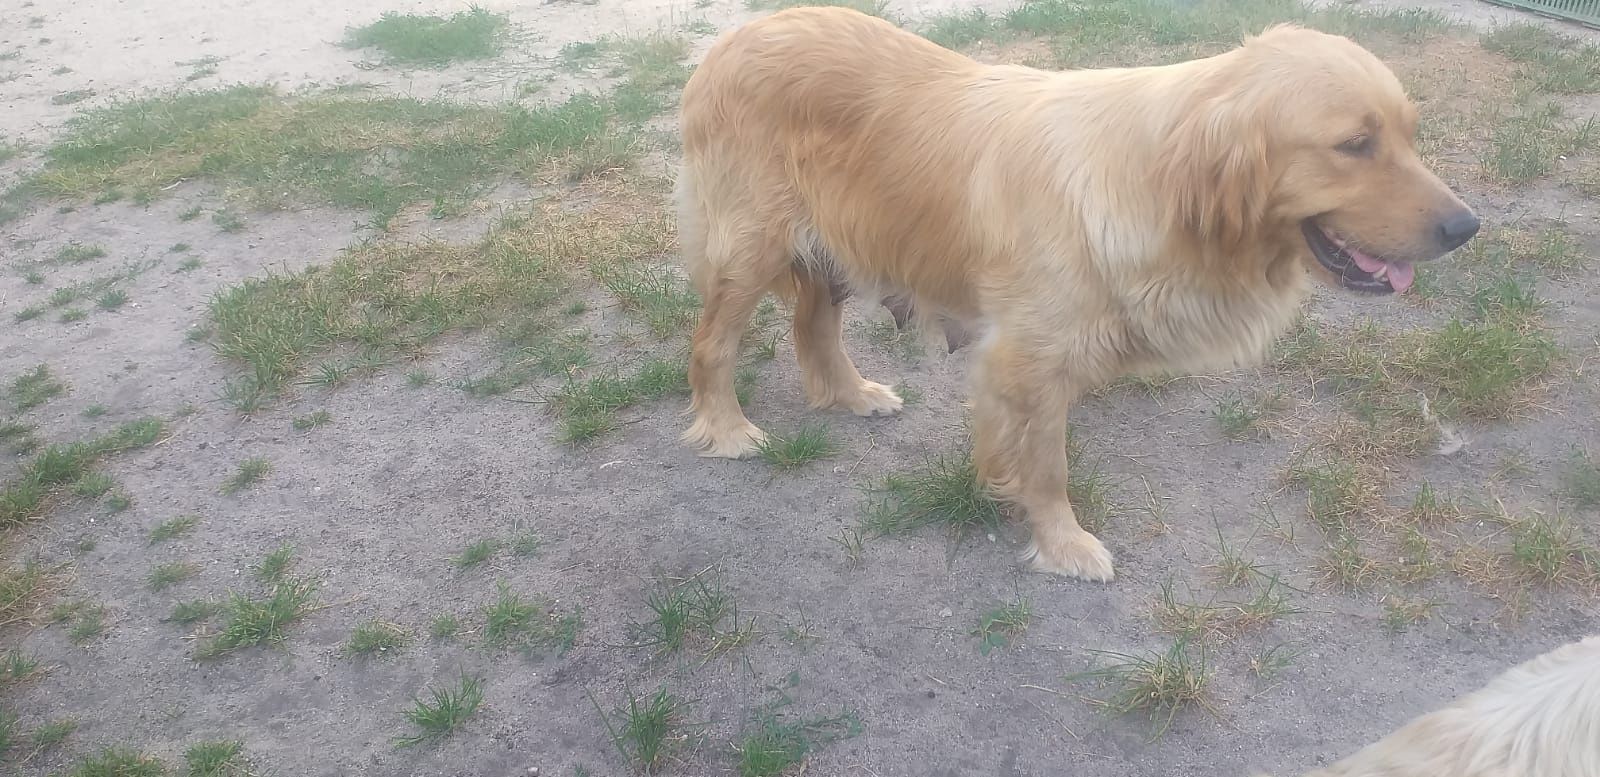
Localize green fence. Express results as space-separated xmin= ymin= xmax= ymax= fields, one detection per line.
xmin=1485 ymin=0 xmax=1600 ymax=28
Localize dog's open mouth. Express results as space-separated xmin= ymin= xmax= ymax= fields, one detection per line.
xmin=1302 ymin=220 xmax=1414 ymax=295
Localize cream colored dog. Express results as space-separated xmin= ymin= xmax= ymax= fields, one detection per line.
xmin=1285 ymin=634 xmax=1600 ymax=777
xmin=675 ymin=7 xmax=1477 ymax=580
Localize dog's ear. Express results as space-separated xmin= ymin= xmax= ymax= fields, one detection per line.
xmin=1157 ymin=94 xmax=1272 ymax=248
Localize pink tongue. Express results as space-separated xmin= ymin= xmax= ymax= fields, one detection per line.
xmin=1345 ymin=244 xmax=1415 ymax=292
xmin=1387 ymin=262 xmax=1415 ymax=292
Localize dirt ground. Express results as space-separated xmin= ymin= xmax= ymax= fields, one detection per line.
xmin=1 ymin=1 xmax=1598 ymax=776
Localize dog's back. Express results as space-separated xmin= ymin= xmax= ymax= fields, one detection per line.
xmin=1307 ymin=635 xmax=1600 ymax=777
xmin=676 ymin=7 xmax=1042 ymax=318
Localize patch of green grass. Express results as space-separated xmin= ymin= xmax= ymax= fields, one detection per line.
xmin=55 ymin=242 xmax=106 ymax=264
xmin=211 ymin=208 xmax=244 ymax=233
xmin=429 ymin=614 xmax=460 ymax=641
xmin=150 ymin=514 xmax=199 ymax=544
xmin=1153 ymin=577 xmax=1298 ymax=641
xmin=861 ymin=449 xmax=1002 ymax=539
xmin=1322 ymin=536 xmax=1378 ymax=591
xmin=1482 ymin=23 xmax=1600 ymax=94
xmin=593 ymin=260 xmax=699 ymax=336
xmin=210 ymin=201 xmax=667 ymax=407
xmin=595 ymin=686 xmax=685 ymax=772
xmin=67 ymin=604 xmax=107 ymax=644
xmin=30 ymin=73 xmax=678 ymax=227
xmin=148 ymin=561 xmax=197 ymax=592
xmin=10 ymin=364 xmax=64 ymax=411
xmin=554 ymin=357 xmax=689 ymax=443
xmin=972 ymin=598 xmax=1032 ymax=655
xmin=481 ymin=581 xmax=581 ymax=654
xmin=1288 ymin=459 xmax=1371 ymax=536
xmin=1405 ymin=317 xmax=1559 ymax=418
xmin=406 ymin=370 xmax=433 ymax=388
xmin=1481 ymin=100 xmax=1597 ymax=185
xmin=736 ymin=700 xmax=862 ymax=777
xmin=1068 ymin=637 xmax=1213 ymax=741
xmin=1381 ymin=596 xmax=1440 ymax=634
xmin=1463 ymin=225 xmax=1588 ymax=277
xmin=509 ymin=527 xmax=541 ymax=557
xmin=292 ymin=410 xmax=332 ymax=430
xmin=453 ymin=538 xmax=500 ymax=570
xmin=830 ymin=526 xmax=866 ymax=565
xmin=59 ymin=307 xmax=87 ymax=323
xmin=398 ymin=674 xmax=485 ymax=746
xmin=344 ymin=8 xmax=509 ymax=66
xmin=253 ymin=543 xmax=294 ymax=583
xmin=221 ymin=457 xmax=271 ymax=495
xmin=2 ymin=648 xmax=41 ymax=682
xmin=31 ymin=718 xmax=76 ymax=754
xmin=0 ymin=563 xmax=52 ymax=627
xmin=0 ymin=708 xmax=15 ymax=758
xmin=195 ymin=576 xmax=318 ymax=658
xmin=178 ymin=206 xmax=203 ymax=221
xmin=70 ymin=471 xmax=115 ymax=498
xmin=66 ymin=747 xmax=166 ymax=777
xmin=82 ymin=403 xmax=108 ymax=418
xmin=1561 ymin=450 xmax=1600 ymax=509
xmin=105 ymin=491 xmax=132 ymax=512
xmin=0 ymin=417 xmax=165 ymax=531
xmin=1510 ymin=516 xmax=1596 ymax=584
xmin=757 ymin=424 xmax=840 ymax=470
xmin=184 ymin=739 xmax=247 ymax=776
xmin=14 ymin=305 xmax=45 ymax=322
xmin=346 ymin=620 xmax=411 ymax=658
xmin=169 ymin=599 xmax=221 ymax=626
xmin=627 ymin=573 xmax=754 ymax=657
xmin=97 ymin=289 xmax=129 ymax=310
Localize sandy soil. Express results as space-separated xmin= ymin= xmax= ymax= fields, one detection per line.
xmin=1 ymin=1 xmax=1597 ymax=776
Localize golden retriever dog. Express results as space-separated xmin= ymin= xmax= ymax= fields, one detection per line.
xmin=675 ymin=7 xmax=1477 ymax=580
xmin=1275 ymin=634 xmax=1600 ymax=777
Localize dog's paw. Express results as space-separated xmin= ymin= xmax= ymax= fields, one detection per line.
xmin=1024 ymin=531 xmax=1115 ymax=582
xmin=844 ymin=381 xmax=903 ymax=417
xmin=682 ymin=418 xmax=767 ymax=459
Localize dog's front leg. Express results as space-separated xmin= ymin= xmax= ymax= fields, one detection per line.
xmin=971 ymin=338 xmax=1115 ymax=582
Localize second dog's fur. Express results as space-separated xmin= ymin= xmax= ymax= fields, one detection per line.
xmin=676 ymin=8 xmax=1477 ymax=579
xmin=1278 ymin=634 xmax=1600 ymax=777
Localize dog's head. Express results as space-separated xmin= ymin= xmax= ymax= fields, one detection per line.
xmin=1160 ymin=25 xmax=1476 ymax=295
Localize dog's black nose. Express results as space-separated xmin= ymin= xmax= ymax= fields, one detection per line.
xmin=1437 ymin=210 xmax=1480 ymax=252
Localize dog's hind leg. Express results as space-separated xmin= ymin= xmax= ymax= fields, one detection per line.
xmin=971 ymin=337 xmax=1114 ymax=582
xmin=793 ymin=267 xmax=903 ymax=417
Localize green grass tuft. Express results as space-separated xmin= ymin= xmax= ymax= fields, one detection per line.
xmin=221 ymin=457 xmax=272 ymax=495
xmin=757 ymin=424 xmax=841 ymax=470
xmin=344 ymin=8 xmax=510 ymax=66
xmin=196 ymin=576 xmax=318 ymax=658
xmin=150 ymin=514 xmax=199 ymax=544
xmin=1068 ymin=637 xmax=1212 ymax=741
xmin=66 ymin=747 xmax=166 ymax=777
xmin=346 ymin=620 xmax=412 ymax=658
xmin=972 ymin=598 xmax=1032 ymax=655
xmin=148 ymin=561 xmax=198 ymax=592
xmin=595 ymin=686 xmax=685 ymax=772
xmin=10 ymin=364 xmax=64 ymax=411
xmin=861 ymin=450 xmax=1002 ymax=538
xmin=398 ymin=674 xmax=485 ymax=746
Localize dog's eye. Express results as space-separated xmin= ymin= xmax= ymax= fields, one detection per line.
xmin=1336 ymin=135 xmax=1373 ymax=157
